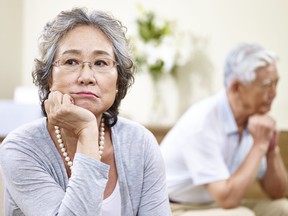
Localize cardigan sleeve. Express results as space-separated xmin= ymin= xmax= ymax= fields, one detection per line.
xmin=0 ymin=136 xmax=109 ymax=216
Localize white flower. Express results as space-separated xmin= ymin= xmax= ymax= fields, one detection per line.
xmin=132 ymin=8 xmax=192 ymax=81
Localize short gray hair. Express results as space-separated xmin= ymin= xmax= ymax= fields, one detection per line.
xmin=32 ymin=7 xmax=135 ymax=126
xmin=224 ymin=43 xmax=278 ymax=88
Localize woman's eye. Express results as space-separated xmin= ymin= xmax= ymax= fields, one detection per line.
xmin=95 ymin=59 xmax=108 ymax=67
xmin=65 ymin=59 xmax=79 ymax=66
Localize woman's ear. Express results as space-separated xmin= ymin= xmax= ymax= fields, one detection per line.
xmin=48 ymin=75 xmax=53 ymax=91
xmin=116 ymin=81 xmax=119 ymax=93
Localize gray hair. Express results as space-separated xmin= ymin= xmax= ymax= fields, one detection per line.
xmin=32 ymin=7 xmax=135 ymax=126
xmin=224 ymin=43 xmax=278 ymax=88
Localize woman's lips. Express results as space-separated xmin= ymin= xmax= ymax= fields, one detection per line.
xmin=73 ymin=91 xmax=99 ymax=99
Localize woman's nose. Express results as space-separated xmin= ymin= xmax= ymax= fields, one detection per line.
xmin=77 ymin=63 xmax=96 ymax=85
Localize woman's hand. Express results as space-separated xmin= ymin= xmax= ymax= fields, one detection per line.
xmin=44 ymin=91 xmax=97 ymax=136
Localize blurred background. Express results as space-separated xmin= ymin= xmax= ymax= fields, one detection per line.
xmin=1 ymin=0 xmax=288 ymax=132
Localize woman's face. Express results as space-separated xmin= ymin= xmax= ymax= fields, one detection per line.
xmin=50 ymin=25 xmax=118 ymax=116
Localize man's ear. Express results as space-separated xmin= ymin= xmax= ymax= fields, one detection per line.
xmin=229 ymin=80 xmax=241 ymax=93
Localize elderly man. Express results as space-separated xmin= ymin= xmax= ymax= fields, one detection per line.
xmin=160 ymin=43 xmax=288 ymax=216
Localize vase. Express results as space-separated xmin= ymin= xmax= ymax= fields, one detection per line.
xmin=147 ymin=74 xmax=179 ymax=126
xmin=149 ymin=78 xmax=166 ymax=125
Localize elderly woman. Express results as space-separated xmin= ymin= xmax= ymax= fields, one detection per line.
xmin=0 ymin=8 xmax=171 ymax=216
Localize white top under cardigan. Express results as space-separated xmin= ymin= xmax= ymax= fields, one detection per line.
xmin=102 ymin=182 xmax=121 ymax=216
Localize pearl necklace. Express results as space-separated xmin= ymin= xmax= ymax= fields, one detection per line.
xmin=54 ymin=117 xmax=105 ymax=169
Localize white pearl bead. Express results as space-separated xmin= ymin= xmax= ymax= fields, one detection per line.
xmin=54 ymin=117 xmax=105 ymax=170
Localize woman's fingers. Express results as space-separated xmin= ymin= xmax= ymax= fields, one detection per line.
xmin=45 ymin=91 xmax=67 ymax=125
xmin=62 ymin=93 xmax=74 ymax=105
xmin=51 ymin=91 xmax=64 ymax=106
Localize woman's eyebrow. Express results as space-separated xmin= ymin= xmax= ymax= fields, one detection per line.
xmin=60 ymin=49 xmax=113 ymax=58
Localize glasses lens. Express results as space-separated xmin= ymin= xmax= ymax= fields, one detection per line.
xmin=92 ymin=58 xmax=116 ymax=73
xmin=261 ymin=79 xmax=278 ymax=90
xmin=57 ymin=57 xmax=81 ymax=72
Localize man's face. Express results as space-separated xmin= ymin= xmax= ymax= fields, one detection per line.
xmin=239 ymin=64 xmax=279 ymax=115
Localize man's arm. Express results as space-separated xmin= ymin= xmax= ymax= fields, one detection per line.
xmin=205 ymin=144 xmax=266 ymax=208
xmin=260 ymin=133 xmax=288 ymax=198
xmin=205 ymin=114 xmax=275 ymax=208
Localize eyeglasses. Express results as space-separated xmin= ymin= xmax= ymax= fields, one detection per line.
xmin=259 ymin=78 xmax=278 ymax=90
xmin=52 ymin=56 xmax=118 ymax=73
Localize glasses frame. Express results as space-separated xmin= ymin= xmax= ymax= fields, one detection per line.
xmin=52 ymin=57 xmax=119 ymax=73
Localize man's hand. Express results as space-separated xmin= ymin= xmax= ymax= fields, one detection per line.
xmin=247 ymin=114 xmax=276 ymax=153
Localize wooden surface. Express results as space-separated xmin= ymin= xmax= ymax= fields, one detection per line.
xmin=147 ymin=125 xmax=288 ymax=199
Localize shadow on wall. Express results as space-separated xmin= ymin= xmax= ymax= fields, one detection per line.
xmin=176 ymin=35 xmax=214 ymax=116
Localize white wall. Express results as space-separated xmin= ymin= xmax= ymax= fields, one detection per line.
xmin=4 ymin=0 xmax=288 ymax=129
xmin=0 ymin=0 xmax=23 ymax=98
